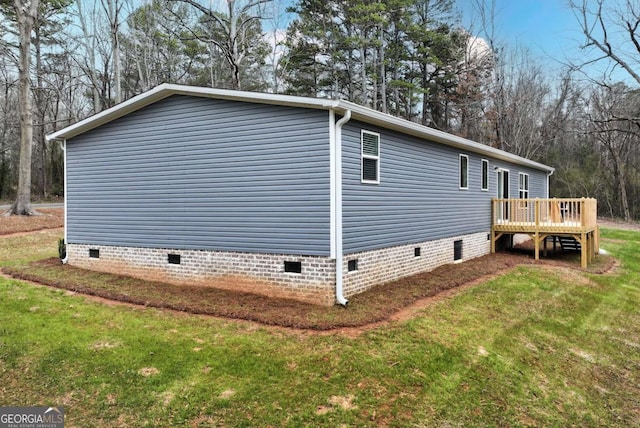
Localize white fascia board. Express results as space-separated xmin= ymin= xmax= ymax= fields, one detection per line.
xmin=46 ymin=83 xmax=340 ymax=141
xmin=336 ymin=100 xmax=555 ymax=174
xmin=166 ymin=84 xmax=340 ymax=110
xmin=46 ymin=84 xmax=172 ymax=141
xmin=46 ymin=82 xmax=554 ymax=175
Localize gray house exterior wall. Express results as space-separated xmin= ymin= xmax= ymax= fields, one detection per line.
xmin=338 ymin=120 xmax=549 ymax=296
xmin=66 ymin=95 xmax=332 ymax=256
xmin=57 ymin=87 xmax=553 ymax=305
xmin=341 ymin=120 xmax=549 ymax=254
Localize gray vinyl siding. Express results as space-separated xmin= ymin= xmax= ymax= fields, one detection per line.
xmin=518 ymin=166 xmax=547 ymax=198
xmin=341 ymin=120 xmax=549 ymax=253
xmin=492 ymin=161 xmax=548 ymax=199
xmin=66 ymin=95 xmax=331 ymax=256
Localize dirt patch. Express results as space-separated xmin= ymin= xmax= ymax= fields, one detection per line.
xmin=138 ymin=367 xmax=160 ymax=377
xmin=0 ymin=208 xmax=63 ymax=235
xmin=2 ymin=247 xmax=616 ymax=333
xmin=219 ymin=389 xmax=236 ymax=399
xmin=1 ymin=214 xmax=618 ymax=333
xmin=316 ymin=395 xmax=358 ymax=415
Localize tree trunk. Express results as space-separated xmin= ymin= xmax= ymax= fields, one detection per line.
xmin=11 ymin=0 xmax=39 ymax=216
xmin=610 ymin=149 xmax=632 ymax=222
xmin=76 ymin=0 xmax=101 ymax=112
xmin=33 ymin=14 xmax=47 ymax=198
xmin=421 ymin=65 xmax=429 ymax=126
xmin=379 ymin=25 xmax=387 ymax=113
xmin=228 ymin=1 xmax=242 ymax=90
xmin=360 ymin=44 xmax=367 ymax=106
xmin=107 ymin=0 xmax=122 ymax=104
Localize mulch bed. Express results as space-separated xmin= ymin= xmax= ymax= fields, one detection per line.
xmin=3 ymin=248 xmax=615 ymax=330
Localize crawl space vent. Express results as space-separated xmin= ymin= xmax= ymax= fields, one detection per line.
xmin=284 ymin=261 xmax=302 ymax=273
xmin=453 ymin=240 xmax=463 ymax=261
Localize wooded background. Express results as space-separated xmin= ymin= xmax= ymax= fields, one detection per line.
xmin=1 ymin=0 xmax=639 ymax=220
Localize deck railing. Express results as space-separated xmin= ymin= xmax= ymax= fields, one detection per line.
xmin=492 ymin=198 xmax=598 ymax=232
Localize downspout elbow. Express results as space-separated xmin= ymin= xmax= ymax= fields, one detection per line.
xmin=546 ymin=169 xmax=555 ymax=199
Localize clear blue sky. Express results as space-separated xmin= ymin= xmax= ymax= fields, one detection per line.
xmin=456 ymin=0 xmax=581 ymax=65
xmin=455 ymin=0 xmax=632 ymax=83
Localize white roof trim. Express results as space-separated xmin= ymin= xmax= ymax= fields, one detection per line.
xmin=46 ymin=83 xmax=553 ymax=173
xmin=338 ymin=100 xmax=553 ymax=172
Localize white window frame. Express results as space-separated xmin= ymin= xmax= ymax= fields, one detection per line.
xmin=519 ymin=172 xmax=529 ymax=199
xmin=459 ymin=154 xmax=469 ymax=190
xmin=481 ymin=159 xmax=489 ymax=191
xmin=361 ymin=130 xmax=380 ymax=184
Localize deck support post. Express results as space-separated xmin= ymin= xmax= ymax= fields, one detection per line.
xmin=491 ymin=231 xmax=504 ymax=254
xmin=580 ymin=232 xmax=587 ymax=269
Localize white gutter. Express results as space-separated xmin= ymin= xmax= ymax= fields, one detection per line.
xmin=60 ymin=139 xmax=69 ymax=264
xmin=333 ymin=109 xmax=351 ymax=306
xmin=337 ymin=100 xmax=554 ymax=174
xmin=45 ymin=83 xmax=553 ymax=175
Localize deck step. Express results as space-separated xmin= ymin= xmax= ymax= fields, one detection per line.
xmin=557 ymin=236 xmax=581 ymax=251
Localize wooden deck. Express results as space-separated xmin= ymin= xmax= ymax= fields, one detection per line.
xmin=491 ymin=198 xmax=599 ymax=268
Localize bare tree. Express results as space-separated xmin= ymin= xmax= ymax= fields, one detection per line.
xmin=0 ymin=54 xmax=19 ymax=200
xmin=101 ymin=0 xmax=125 ymax=104
xmin=263 ymin=0 xmax=288 ymax=93
xmin=72 ymin=0 xmax=102 ymax=112
xmin=171 ymin=0 xmax=272 ymax=90
xmin=587 ymin=84 xmax=639 ymax=221
xmin=9 ymin=0 xmax=39 ymax=215
xmin=570 ymin=0 xmax=640 ymax=85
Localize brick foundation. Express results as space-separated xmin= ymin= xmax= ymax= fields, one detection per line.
xmin=342 ymin=232 xmax=491 ymax=297
xmin=67 ymin=244 xmax=337 ymax=306
xmin=67 ymin=231 xmax=490 ymax=306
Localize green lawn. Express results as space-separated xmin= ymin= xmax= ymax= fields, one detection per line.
xmin=0 ymin=228 xmax=638 ymax=426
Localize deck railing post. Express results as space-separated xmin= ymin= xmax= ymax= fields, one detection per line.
xmin=491 ymin=198 xmax=495 ymax=223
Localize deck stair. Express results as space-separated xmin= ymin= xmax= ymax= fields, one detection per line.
xmin=557 ymin=236 xmax=581 ymax=252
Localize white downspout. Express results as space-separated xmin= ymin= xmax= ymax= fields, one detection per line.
xmin=60 ymin=139 xmax=69 ymax=264
xmin=546 ymin=169 xmax=554 ymax=198
xmin=334 ymin=110 xmax=351 ymax=306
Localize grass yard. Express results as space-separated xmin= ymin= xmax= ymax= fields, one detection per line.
xmin=0 ymin=225 xmax=639 ymax=426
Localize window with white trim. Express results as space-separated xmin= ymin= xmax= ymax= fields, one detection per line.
xmin=459 ymin=154 xmax=469 ymax=189
xmin=481 ymin=159 xmax=489 ymax=191
xmin=519 ymin=173 xmax=529 ymax=199
xmin=361 ymin=130 xmax=380 ymax=184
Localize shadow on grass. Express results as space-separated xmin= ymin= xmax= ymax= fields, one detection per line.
xmin=3 ymin=248 xmax=615 ymax=330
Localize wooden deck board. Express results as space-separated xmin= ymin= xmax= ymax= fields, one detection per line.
xmin=491 ymin=198 xmax=598 ymax=268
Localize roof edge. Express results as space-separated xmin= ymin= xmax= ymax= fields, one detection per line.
xmin=46 ymin=83 xmax=340 ymax=141
xmin=336 ymin=100 xmax=554 ymax=173
xmin=46 ymin=84 xmax=553 ymax=173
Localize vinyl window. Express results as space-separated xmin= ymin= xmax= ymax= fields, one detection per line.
xmin=519 ymin=173 xmax=529 ymax=199
xmin=459 ymin=154 xmax=469 ymax=190
xmin=481 ymin=159 xmax=489 ymax=191
xmin=361 ymin=130 xmax=380 ymax=184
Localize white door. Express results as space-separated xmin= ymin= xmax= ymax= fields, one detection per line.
xmin=497 ymin=169 xmax=509 ymax=220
